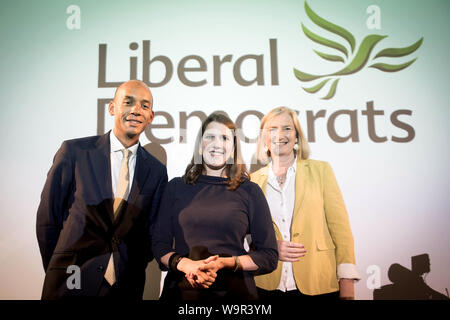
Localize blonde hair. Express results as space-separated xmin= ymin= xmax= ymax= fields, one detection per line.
xmin=256 ymin=106 xmax=310 ymax=164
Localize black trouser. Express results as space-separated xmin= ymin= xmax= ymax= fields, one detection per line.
xmin=97 ymin=278 xmax=120 ymax=297
xmin=97 ymin=279 xmax=143 ymax=299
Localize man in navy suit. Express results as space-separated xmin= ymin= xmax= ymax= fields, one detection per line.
xmin=36 ymin=80 xmax=168 ymax=299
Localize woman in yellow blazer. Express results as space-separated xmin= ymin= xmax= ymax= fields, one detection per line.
xmin=251 ymin=107 xmax=360 ymax=300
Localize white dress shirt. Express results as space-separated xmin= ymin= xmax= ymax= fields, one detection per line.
xmin=266 ymin=158 xmax=298 ymax=292
xmin=110 ymin=132 xmax=138 ymax=198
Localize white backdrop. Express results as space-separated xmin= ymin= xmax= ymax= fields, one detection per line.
xmin=0 ymin=0 xmax=449 ymax=300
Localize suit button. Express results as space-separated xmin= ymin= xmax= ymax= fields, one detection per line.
xmin=97 ymin=265 xmax=104 ymax=272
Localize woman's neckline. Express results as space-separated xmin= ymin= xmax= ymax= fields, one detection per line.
xmin=197 ymin=174 xmax=228 ymax=184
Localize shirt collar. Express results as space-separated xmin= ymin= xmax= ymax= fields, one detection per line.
xmin=110 ymin=131 xmax=139 ymax=155
xmin=268 ymin=156 xmax=297 ymax=180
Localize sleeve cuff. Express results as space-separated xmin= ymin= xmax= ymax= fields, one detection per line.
xmin=337 ymin=263 xmax=361 ymax=281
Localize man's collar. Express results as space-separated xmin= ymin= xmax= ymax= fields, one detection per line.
xmin=110 ymin=131 xmax=139 ymax=155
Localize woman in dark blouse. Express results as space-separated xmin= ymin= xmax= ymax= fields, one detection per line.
xmin=152 ymin=112 xmax=278 ymax=301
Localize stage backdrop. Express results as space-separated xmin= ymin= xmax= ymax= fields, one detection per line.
xmin=0 ymin=0 xmax=449 ymax=300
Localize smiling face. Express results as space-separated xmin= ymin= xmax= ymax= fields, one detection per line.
xmin=108 ymin=80 xmax=154 ymax=146
xmin=265 ymin=112 xmax=297 ymax=158
xmin=201 ymin=121 xmax=234 ymax=175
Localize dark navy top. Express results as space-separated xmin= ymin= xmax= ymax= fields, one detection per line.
xmin=152 ymin=175 xmax=278 ymax=275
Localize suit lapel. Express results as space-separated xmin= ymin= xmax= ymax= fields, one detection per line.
xmin=88 ymin=132 xmax=113 ymax=203
xmin=87 ymin=132 xmax=151 ymax=227
xmin=127 ymin=145 xmax=151 ymax=205
xmin=111 ymin=146 xmax=150 ymax=230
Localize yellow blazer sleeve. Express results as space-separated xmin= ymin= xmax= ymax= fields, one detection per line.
xmin=322 ymin=162 xmax=356 ymax=266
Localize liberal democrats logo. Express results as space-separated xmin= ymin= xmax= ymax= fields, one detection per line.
xmin=294 ymin=1 xmax=423 ymax=100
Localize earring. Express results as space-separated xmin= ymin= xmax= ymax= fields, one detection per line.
xmin=294 ymin=139 xmax=299 ymax=151
xmin=263 ymin=145 xmax=268 ymax=153
xmin=199 ymin=147 xmax=202 ymax=156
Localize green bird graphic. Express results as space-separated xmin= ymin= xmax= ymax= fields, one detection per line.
xmin=294 ymin=1 xmax=423 ymax=100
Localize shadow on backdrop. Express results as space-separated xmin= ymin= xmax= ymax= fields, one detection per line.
xmin=373 ymin=253 xmax=449 ymax=300
xmin=249 ymin=153 xmax=264 ymax=174
xmin=143 ymin=260 xmax=162 ymax=300
xmin=143 ymin=143 xmax=167 ymax=167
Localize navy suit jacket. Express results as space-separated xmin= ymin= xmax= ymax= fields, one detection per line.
xmin=36 ymin=132 xmax=167 ymax=299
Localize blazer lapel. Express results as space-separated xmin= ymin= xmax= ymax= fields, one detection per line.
xmin=253 ymin=165 xmax=283 ymax=235
xmin=291 ymin=159 xmax=309 ymax=234
xmin=255 ymin=165 xmax=269 ymax=194
xmin=253 ymin=160 xmax=309 ymax=238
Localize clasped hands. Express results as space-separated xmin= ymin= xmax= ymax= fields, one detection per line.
xmin=176 ymin=255 xmax=223 ymax=289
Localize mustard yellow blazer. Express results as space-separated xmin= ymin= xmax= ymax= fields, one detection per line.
xmin=250 ymin=159 xmax=357 ymax=295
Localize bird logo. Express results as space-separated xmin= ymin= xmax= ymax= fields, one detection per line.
xmin=294 ymin=1 xmax=423 ymax=100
